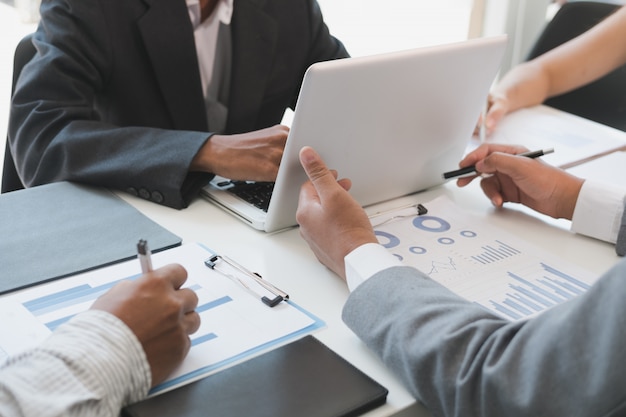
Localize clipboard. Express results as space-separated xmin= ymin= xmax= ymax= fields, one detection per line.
xmin=122 ymin=335 xmax=388 ymax=417
xmin=0 ymin=243 xmax=325 ymax=392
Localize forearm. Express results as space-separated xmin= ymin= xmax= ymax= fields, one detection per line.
xmin=343 ymin=264 xmax=626 ymax=416
xmin=10 ymin=118 xmax=211 ymax=208
xmin=497 ymin=4 xmax=626 ymax=109
xmin=490 ymin=60 xmax=551 ymax=112
xmin=0 ymin=311 xmax=150 ymax=417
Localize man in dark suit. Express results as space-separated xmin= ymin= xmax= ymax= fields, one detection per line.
xmin=8 ymin=0 xmax=348 ymax=209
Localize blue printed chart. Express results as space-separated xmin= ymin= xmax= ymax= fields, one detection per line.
xmin=0 ymin=244 xmax=323 ymax=395
xmin=372 ymin=196 xmax=598 ymax=321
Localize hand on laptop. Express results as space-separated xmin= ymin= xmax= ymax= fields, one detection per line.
xmin=296 ymin=146 xmax=378 ymax=280
xmin=456 ymin=144 xmax=584 ymax=220
xmin=90 ymin=264 xmax=200 ymax=386
xmin=473 ymin=92 xmax=510 ymax=137
xmin=191 ymin=125 xmax=289 ymax=182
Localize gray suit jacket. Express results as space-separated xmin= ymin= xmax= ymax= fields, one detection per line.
xmin=9 ymin=0 xmax=348 ymax=209
xmin=343 ymin=261 xmax=626 ymax=416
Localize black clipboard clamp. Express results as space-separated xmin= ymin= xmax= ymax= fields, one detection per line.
xmin=204 ymin=254 xmax=289 ymax=307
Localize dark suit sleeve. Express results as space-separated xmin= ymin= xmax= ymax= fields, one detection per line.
xmin=306 ymin=0 xmax=349 ymax=64
xmin=9 ymin=0 xmax=210 ymax=209
xmin=342 ymin=263 xmax=626 ymax=417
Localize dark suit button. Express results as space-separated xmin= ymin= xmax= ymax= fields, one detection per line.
xmin=139 ymin=188 xmax=150 ymax=199
xmin=151 ymin=191 xmax=164 ymax=203
xmin=126 ymin=187 xmax=138 ymax=197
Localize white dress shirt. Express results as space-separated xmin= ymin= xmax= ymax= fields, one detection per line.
xmin=346 ymin=181 xmax=626 ymax=291
xmin=186 ymin=0 xmax=234 ymax=110
xmin=0 ymin=310 xmax=150 ymax=417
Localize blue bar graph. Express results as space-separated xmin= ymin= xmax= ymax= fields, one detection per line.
xmin=24 ymin=274 xmax=142 ymax=316
xmin=196 ymin=296 xmax=232 ymax=313
xmin=28 ymin=272 xmax=234 ymax=333
xmin=484 ymin=262 xmax=591 ymax=320
xmin=471 ymin=240 xmax=521 ymax=264
xmin=191 ymin=333 xmax=218 ymax=346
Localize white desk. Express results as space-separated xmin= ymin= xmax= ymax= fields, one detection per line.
xmin=120 ymin=178 xmax=620 ymax=417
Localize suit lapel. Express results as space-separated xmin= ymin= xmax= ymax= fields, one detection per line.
xmin=137 ymin=0 xmax=208 ymax=131
xmin=226 ymin=0 xmax=277 ymax=133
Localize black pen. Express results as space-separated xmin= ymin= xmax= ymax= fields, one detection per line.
xmin=137 ymin=239 xmax=153 ymax=273
xmin=442 ymin=148 xmax=555 ymax=180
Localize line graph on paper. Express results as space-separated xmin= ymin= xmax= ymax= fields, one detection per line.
xmin=372 ymin=196 xmax=597 ymax=321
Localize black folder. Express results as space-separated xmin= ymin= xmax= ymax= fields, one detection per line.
xmin=123 ymin=335 xmax=388 ymax=417
xmin=0 ymin=181 xmax=181 ymax=294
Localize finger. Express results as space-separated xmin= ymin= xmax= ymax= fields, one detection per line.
xmin=461 ymin=143 xmax=529 ymax=167
xmin=176 ymin=287 xmax=199 ymax=313
xmin=476 ymin=151 xmax=534 ymax=177
xmin=455 ymin=173 xmax=480 ymax=188
xmin=299 ymin=146 xmax=344 ymax=200
xmin=458 ymin=144 xmax=492 ymax=168
xmin=484 ymin=101 xmax=507 ymax=133
xmin=479 ymin=176 xmax=505 ymax=207
xmin=182 ymin=311 xmax=201 ymax=335
xmin=337 ymin=178 xmax=352 ymax=192
xmin=276 ymin=124 xmax=290 ymax=133
xmin=152 ymin=264 xmax=188 ymax=290
xmin=329 ymin=168 xmax=351 ymax=191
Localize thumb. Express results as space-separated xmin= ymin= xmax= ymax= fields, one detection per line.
xmin=299 ymin=146 xmax=341 ymax=198
xmin=477 ymin=152 xmax=531 ymax=178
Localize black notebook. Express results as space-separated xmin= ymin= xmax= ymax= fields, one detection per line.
xmin=123 ymin=335 xmax=388 ymax=417
xmin=0 ymin=181 xmax=181 ymax=294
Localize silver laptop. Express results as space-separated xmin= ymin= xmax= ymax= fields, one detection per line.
xmin=201 ymin=35 xmax=507 ymax=232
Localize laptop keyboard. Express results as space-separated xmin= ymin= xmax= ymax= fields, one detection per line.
xmin=226 ymin=181 xmax=275 ymax=212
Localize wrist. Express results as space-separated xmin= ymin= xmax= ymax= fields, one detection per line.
xmin=190 ymin=135 xmax=218 ymax=172
xmin=342 ymin=233 xmax=379 ymax=259
xmin=557 ymin=175 xmax=585 ymax=220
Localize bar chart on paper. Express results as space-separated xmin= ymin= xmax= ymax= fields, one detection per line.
xmin=372 ymin=196 xmax=597 ymax=321
xmin=0 ymin=244 xmax=323 ymax=394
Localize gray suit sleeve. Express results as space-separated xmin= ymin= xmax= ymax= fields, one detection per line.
xmin=342 ymin=262 xmax=626 ymax=417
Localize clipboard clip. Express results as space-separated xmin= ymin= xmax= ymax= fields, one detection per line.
xmin=204 ymin=254 xmax=289 ymax=307
xmin=368 ymin=203 xmax=428 ymax=227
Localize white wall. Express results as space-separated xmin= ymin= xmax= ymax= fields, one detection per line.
xmin=480 ymin=0 xmax=552 ymax=73
xmin=316 ymin=0 xmax=473 ymax=57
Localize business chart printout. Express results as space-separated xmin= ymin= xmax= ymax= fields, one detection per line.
xmin=372 ymin=196 xmax=598 ymax=321
xmin=0 ymin=243 xmax=323 ymax=395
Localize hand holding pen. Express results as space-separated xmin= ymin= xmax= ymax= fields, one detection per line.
xmin=91 ymin=240 xmax=201 ymax=386
xmin=443 ymin=148 xmax=554 ymax=180
xmin=454 ymin=143 xmax=583 ymax=220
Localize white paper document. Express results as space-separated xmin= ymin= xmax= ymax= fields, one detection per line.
xmin=0 ymin=243 xmax=323 ymax=395
xmin=372 ymin=196 xmax=598 ymax=321
xmin=567 ymin=150 xmax=626 ymax=187
xmin=467 ymin=105 xmax=626 ymax=168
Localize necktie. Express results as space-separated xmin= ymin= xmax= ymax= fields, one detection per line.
xmin=200 ymin=0 xmax=217 ymax=22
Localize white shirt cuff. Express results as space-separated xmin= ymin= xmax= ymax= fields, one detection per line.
xmin=345 ymin=243 xmax=403 ymax=292
xmin=571 ymin=180 xmax=626 ymax=244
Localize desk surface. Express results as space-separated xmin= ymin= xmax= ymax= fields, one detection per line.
xmin=120 ymin=179 xmax=620 ymax=417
